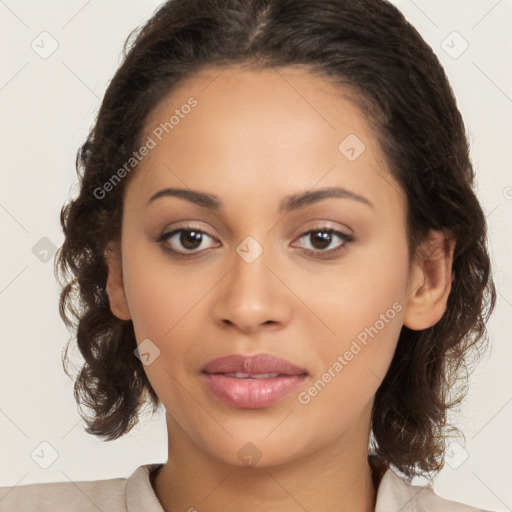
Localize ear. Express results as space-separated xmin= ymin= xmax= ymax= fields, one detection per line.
xmin=403 ymin=229 xmax=456 ymax=331
xmin=104 ymin=240 xmax=131 ymax=321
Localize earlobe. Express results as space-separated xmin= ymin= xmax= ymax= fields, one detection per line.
xmin=104 ymin=240 xmax=132 ymax=321
xmin=403 ymin=230 xmax=455 ymax=331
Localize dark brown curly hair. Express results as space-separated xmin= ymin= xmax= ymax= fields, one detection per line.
xmin=54 ymin=0 xmax=496 ymax=479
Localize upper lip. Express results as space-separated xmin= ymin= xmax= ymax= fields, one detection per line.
xmin=202 ymin=353 xmax=308 ymax=376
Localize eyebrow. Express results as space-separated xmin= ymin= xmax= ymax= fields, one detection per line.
xmin=145 ymin=186 xmax=374 ymax=212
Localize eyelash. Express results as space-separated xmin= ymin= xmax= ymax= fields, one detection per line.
xmin=157 ymin=225 xmax=354 ymax=260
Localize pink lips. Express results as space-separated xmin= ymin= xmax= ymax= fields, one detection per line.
xmin=202 ymin=353 xmax=308 ymax=409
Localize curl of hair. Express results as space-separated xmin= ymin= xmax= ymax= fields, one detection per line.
xmin=55 ymin=0 xmax=495 ymax=477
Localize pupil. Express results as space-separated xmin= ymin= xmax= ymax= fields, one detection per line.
xmin=181 ymin=230 xmax=202 ymax=249
xmin=312 ymin=231 xmax=331 ymax=249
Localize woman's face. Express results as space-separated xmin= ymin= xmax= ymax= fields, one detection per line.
xmin=109 ymin=65 xmax=417 ymax=466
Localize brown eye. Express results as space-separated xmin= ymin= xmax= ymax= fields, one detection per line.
xmin=295 ymin=227 xmax=354 ymax=258
xmin=157 ymin=227 xmax=217 ymax=256
xmin=309 ymin=230 xmax=332 ymax=250
xmin=179 ymin=230 xmax=203 ymax=250
xmin=157 ymin=225 xmax=353 ymax=260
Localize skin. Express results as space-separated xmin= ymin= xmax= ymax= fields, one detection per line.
xmin=105 ymin=65 xmax=455 ymax=512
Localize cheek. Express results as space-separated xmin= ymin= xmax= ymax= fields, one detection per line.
xmin=121 ymin=245 xmax=219 ymax=389
xmin=295 ymin=237 xmax=408 ymax=348
xmin=291 ymin=231 xmax=408 ymax=404
xmin=122 ymin=242 xmax=213 ymax=340
xmin=295 ymin=303 xmax=404 ymax=434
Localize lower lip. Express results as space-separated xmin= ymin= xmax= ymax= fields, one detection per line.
xmin=202 ymin=373 xmax=308 ymax=409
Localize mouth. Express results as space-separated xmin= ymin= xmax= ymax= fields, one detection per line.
xmin=218 ymin=372 xmax=282 ymax=379
xmin=202 ymin=352 xmax=308 ymax=376
xmin=201 ymin=353 xmax=308 ymax=409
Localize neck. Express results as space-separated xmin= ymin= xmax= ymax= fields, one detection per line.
xmin=152 ymin=410 xmax=380 ymax=512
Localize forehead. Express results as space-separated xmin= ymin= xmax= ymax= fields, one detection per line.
xmin=142 ymin=64 xmax=379 ymax=154
xmin=128 ymin=65 xmax=403 ymax=217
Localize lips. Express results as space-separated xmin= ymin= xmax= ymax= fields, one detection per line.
xmin=201 ymin=353 xmax=308 ymax=409
xmin=202 ymin=353 xmax=308 ymax=377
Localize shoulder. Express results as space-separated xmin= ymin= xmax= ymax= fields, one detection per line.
xmin=0 ymin=472 xmax=128 ymax=512
xmin=376 ymin=467 xmax=495 ymax=512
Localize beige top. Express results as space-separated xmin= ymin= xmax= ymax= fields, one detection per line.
xmin=0 ymin=463 xmax=492 ymax=511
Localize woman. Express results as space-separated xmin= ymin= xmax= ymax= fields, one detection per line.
xmin=0 ymin=0 xmax=496 ymax=510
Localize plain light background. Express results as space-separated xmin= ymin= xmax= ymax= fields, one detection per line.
xmin=0 ymin=0 xmax=511 ymax=510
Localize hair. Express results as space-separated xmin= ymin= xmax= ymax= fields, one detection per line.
xmin=55 ymin=0 xmax=495 ymax=479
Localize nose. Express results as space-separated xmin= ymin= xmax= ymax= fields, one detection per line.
xmin=212 ymin=242 xmax=292 ymax=334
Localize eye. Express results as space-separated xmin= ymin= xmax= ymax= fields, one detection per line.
xmin=157 ymin=225 xmax=354 ymax=260
xmin=293 ymin=227 xmax=354 ymax=258
xmin=157 ymin=226 xmax=218 ymax=258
